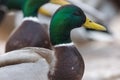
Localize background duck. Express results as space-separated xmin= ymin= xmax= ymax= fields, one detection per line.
xmin=0 ymin=0 xmax=70 ymax=24
xmin=5 ymin=0 xmax=72 ymax=52
xmin=0 ymin=5 xmax=106 ymax=80
xmin=5 ymin=0 xmax=51 ymax=52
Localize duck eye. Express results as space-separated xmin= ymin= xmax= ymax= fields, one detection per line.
xmin=89 ymin=20 xmax=92 ymax=22
xmin=74 ymin=11 xmax=80 ymax=16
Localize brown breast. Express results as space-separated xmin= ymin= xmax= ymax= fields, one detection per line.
xmin=49 ymin=45 xmax=84 ymax=80
xmin=5 ymin=20 xmax=52 ymax=52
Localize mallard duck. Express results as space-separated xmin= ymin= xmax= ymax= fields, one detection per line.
xmin=5 ymin=0 xmax=51 ymax=52
xmin=0 ymin=5 xmax=106 ymax=80
xmin=5 ymin=0 xmax=71 ymax=52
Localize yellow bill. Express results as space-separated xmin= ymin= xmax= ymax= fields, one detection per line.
xmin=50 ymin=0 xmax=70 ymax=5
xmin=83 ymin=18 xmax=106 ymax=31
xmin=38 ymin=7 xmax=52 ymax=17
xmin=38 ymin=0 xmax=70 ymax=17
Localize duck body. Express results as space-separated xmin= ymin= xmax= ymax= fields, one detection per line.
xmin=0 ymin=45 xmax=84 ymax=80
xmin=0 ymin=47 xmax=50 ymax=80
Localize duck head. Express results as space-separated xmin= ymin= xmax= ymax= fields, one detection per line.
xmin=50 ymin=5 xmax=106 ymax=45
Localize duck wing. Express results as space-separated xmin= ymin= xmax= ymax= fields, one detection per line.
xmin=0 ymin=47 xmax=53 ymax=80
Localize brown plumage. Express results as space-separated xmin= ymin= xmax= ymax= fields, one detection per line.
xmin=6 ymin=20 xmax=52 ymax=52
xmin=49 ymin=45 xmax=84 ymax=80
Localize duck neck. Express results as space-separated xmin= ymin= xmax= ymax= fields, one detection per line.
xmin=23 ymin=0 xmax=49 ymax=17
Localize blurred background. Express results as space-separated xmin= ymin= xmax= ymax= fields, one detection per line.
xmin=0 ymin=0 xmax=120 ymax=80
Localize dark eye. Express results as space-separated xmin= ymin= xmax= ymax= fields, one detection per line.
xmin=74 ymin=11 xmax=80 ymax=16
xmin=89 ymin=20 xmax=92 ymax=22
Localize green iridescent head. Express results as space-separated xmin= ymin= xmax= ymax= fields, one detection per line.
xmin=50 ymin=5 xmax=86 ymax=45
xmin=50 ymin=5 xmax=106 ymax=45
xmin=23 ymin=0 xmax=49 ymax=17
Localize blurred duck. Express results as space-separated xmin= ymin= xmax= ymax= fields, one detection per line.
xmin=0 ymin=0 xmax=70 ymax=24
xmin=5 ymin=0 xmax=71 ymax=52
xmin=0 ymin=5 xmax=106 ymax=80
